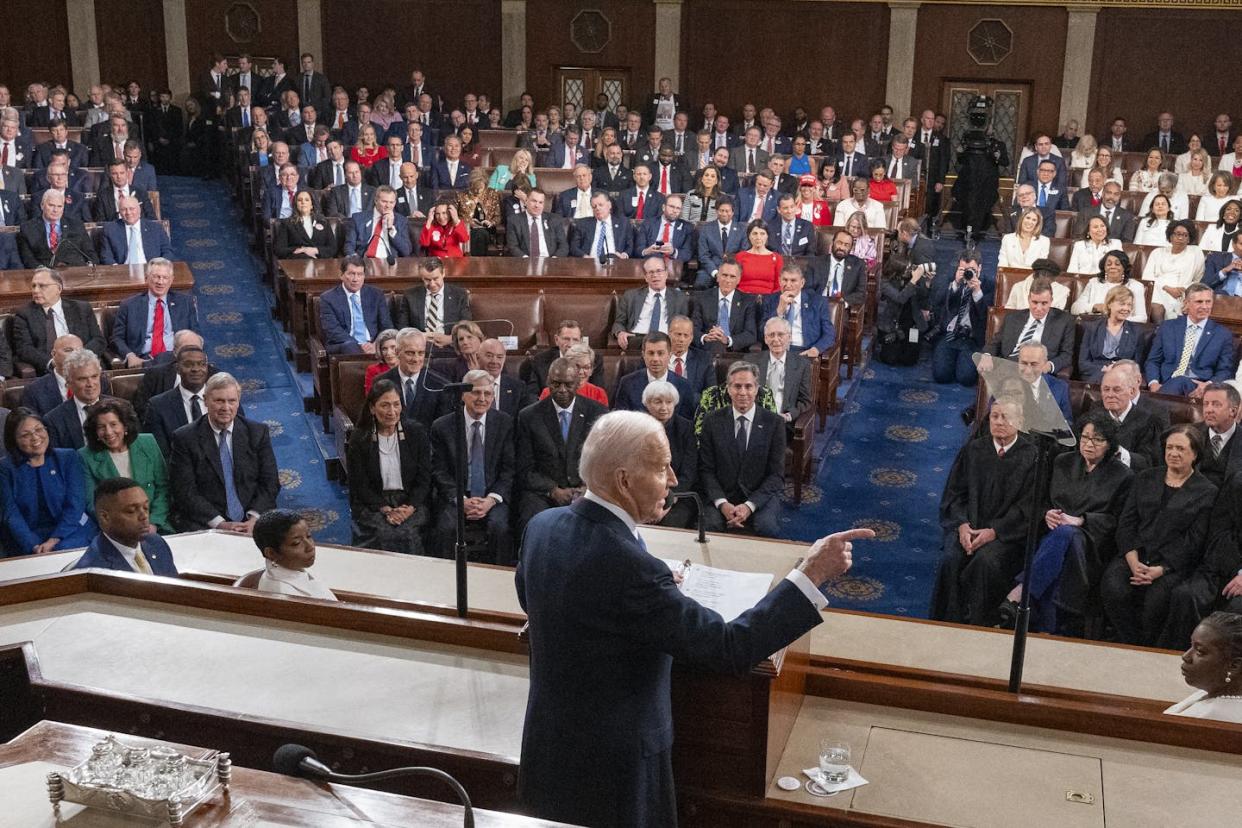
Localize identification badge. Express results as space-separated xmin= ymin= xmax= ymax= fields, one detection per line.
xmin=908 ymin=328 xmax=919 ymax=344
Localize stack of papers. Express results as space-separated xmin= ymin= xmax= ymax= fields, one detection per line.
xmin=661 ymin=559 xmax=774 ymax=622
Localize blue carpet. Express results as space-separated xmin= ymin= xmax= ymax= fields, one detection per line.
xmin=160 ymin=176 xmax=353 ymax=543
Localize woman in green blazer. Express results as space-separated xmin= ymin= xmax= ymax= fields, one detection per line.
xmin=79 ymin=399 xmax=174 ymax=534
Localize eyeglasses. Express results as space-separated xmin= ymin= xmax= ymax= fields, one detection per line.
xmin=1080 ymin=434 xmax=1109 ymax=445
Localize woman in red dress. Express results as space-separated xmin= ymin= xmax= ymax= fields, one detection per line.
xmin=868 ymin=159 xmax=898 ymax=202
xmin=734 ymin=219 xmax=783 ymax=295
xmin=797 ymin=174 xmax=833 ymax=227
xmin=350 ymin=124 xmax=382 ymax=168
xmin=363 ymin=329 xmax=400 ymax=393
xmin=420 ymin=202 xmax=471 ymax=257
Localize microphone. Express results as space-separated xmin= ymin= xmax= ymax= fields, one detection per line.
xmin=50 ymin=232 xmax=96 ymax=277
xmin=273 ymin=744 xmax=475 ymax=828
xmin=669 ymin=491 xmax=708 ymax=544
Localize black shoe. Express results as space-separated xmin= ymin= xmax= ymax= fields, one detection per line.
xmin=996 ymin=599 xmax=1018 ymax=630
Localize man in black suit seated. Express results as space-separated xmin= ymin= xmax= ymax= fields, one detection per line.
xmin=34 ymin=120 xmax=88 ymax=169
xmin=667 ymin=315 xmax=714 ymax=404
xmin=393 ymin=162 xmax=432 ymax=220
xmin=308 ymin=139 xmax=347 ymax=190
xmin=611 ymin=255 xmax=689 ymax=351
xmin=520 ymin=319 xmax=605 ymax=397
xmin=506 ymin=187 xmax=567 ymax=257
xmin=982 ymin=277 xmax=1075 ymax=377
xmin=430 ymin=370 xmax=516 ymax=563
xmin=691 ymin=257 xmax=759 ymax=355
xmin=18 ymin=190 xmax=97 ymax=268
xmin=1070 ymin=168 xmax=1107 ymax=214
xmin=33 ymin=163 xmax=91 ymax=223
xmin=144 ymin=344 xmax=210 ymax=457
xmin=809 ymin=228 xmax=867 ymax=311
xmin=1196 ymin=383 xmax=1242 ymax=488
xmin=376 ymin=328 xmax=447 ymax=430
xmin=1082 ymin=363 xmax=1163 ymax=469
xmin=1072 ymin=181 xmax=1137 ymax=243
xmin=698 ymin=361 xmax=786 ymax=537
xmin=478 ymin=338 xmax=532 ymax=418
xmin=168 ymin=372 xmax=280 ymax=534
xmin=95 ymin=159 xmax=155 ymax=222
xmin=323 ymin=160 xmax=375 ymax=219
xmin=515 ymin=358 xmax=606 ymax=528
xmin=1141 ymin=112 xmax=1188 ymax=155
xmin=931 ymin=400 xmax=1039 ymax=626
xmin=45 ymin=350 xmax=112 ymax=449
xmin=10 ymin=267 xmax=106 ymax=374
xmin=16 ymin=334 xmax=99 ymax=415
xmin=395 ymin=257 xmax=471 ymax=348
xmin=591 ymin=144 xmax=632 ymax=195
xmin=130 ymin=331 xmax=214 ymax=419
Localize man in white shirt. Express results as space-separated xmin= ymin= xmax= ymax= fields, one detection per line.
xmin=45 ymin=349 xmax=105 ymax=449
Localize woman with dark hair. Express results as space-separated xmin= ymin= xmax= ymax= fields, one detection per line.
xmin=997 ymin=411 xmax=1133 ymax=636
xmin=0 ymin=409 xmax=95 ymax=555
xmin=274 ymin=190 xmax=338 ymax=259
xmin=734 ymin=219 xmax=783 ymax=294
xmin=346 ymin=379 xmax=432 ymax=554
xmin=875 ymin=253 xmax=931 ymax=366
xmin=1129 ymin=148 xmax=1166 ymax=192
xmin=1165 ymin=612 xmax=1242 ymax=723
xmin=1101 ymin=424 xmax=1217 ymax=646
xmin=420 ymin=201 xmax=471 ymax=257
xmin=1200 ymin=198 xmax=1241 ymax=252
xmin=1067 ymin=215 xmax=1122 ymax=276
xmin=1133 ymin=193 xmax=1173 ymax=246
xmin=79 ymin=399 xmax=172 ymax=534
xmin=252 ymin=509 xmax=337 ymax=600
xmin=458 ymin=126 xmax=485 ymax=168
xmin=1146 ymin=219 xmax=1205 ymax=320
xmin=1195 ymin=172 xmax=1236 ymax=223
xmin=681 ymin=165 xmax=720 ymax=223
xmin=1072 ymin=249 xmax=1147 ymax=322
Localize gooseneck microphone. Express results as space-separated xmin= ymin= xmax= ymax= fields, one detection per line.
xmin=273 ymin=744 xmax=475 ymax=828
xmin=669 ymin=491 xmax=708 ymax=544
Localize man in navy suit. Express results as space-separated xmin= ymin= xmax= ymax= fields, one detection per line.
xmin=696 ymin=196 xmax=745 ymax=286
xmin=760 ymin=263 xmax=836 ymax=358
xmin=393 ymin=162 xmax=433 ymax=219
xmin=324 ymin=161 xmax=376 ymax=218
xmin=18 ymin=190 xmax=97 ymax=268
xmin=706 ymin=146 xmax=739 ymax=194
xmin=45 ymin=350 xmax=112 ymax=449
xmin=667 ymin=315 xmax=714 ymax=402
xmin=430 ymin=370 xmax=516 ymax=563
xmin=591 ymin=144 xmax=632 ymax=194
xmin=1145 ymin=284 xmax=1235 ymax=397
xmin=263 ymin=163 xmax=309 ymax=221
xmin=34 ymin=121 xmax=89 ymax=169
xmin=478 ymin=338 xmax=533 ymax=418
xmin=616 ymin=163 xmax=664 ymax=222
xmin=569 ymin=191 xmax=634 ymax=259
xmin=428 ymin=134 xmax=470 ymax=190
xmin=71 ymin=479 xmax=179 ymax=576
xmin=809 ymin=228 xmax=868 ymax=311
xmin=516 ymin=409 xmax=869 ymax=827
xmin=633 ymin=194 xmax=693 ymax=261
xmin=767 ymin=194 xmax=815 ymax=257
xmin=345 ymin=187 xmax=413 ymax=259
xmin=544 ymin=126 xmax=585 ymax=170
xmin=377 ymin=329 xmax=448 ymax=429
xmin=94 ymin=159 xmax=155 ymax=222
xmin=112 ymin=258 xmax=200 ymax=368
xmin=1204 ymin=234 xmax=1242 ymax=295
xmin=123 ymin=142 xmax=159 ymax=193
xmin=319 ymin=256 xmax=393 ymax=354
xmin=1030 ymin=158 xmax=1069 ymax=212
xmin=18 ymin=334 xmax=101 ymax=415
xmin=99 ymin=196 xmax=173 ymax=264
xmin=833 ymin=133 xmax=869 ymax=181
xmin=144 ymin=345 xmax=211 ymax=457
xmin=367 ymin=135 xmax=409 ymax=191
xmin=1015 ymin=133 xmax=1067 ymax=192
xmin=735 ymin=172 xmax=778 ymax=224
xmin=0 ymin=113 xmax=34 ymax=169
xmin=692 ymin=257 xmax=759 ymax=353
xmin=613 ymin=332 xmax=695 ymax=420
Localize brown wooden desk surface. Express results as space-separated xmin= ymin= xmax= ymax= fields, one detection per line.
xmin=0 ymin=721 xmax=570 ymax=827
xmin=0 ymin=263 xmax=195 ymax=310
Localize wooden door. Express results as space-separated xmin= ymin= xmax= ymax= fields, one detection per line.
xmin=940 ymin=81 xmax=1031 ymax=177
xmin=555 ymin=67 xmax=630 ymax=116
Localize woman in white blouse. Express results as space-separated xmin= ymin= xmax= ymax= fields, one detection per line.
xmin=1067 ymin=215 xmax=1123 ymax=276
xmin=1177 ymin=149 xmax=1212 ymax=196
xmin=1145 ymin=219 xmax=1205 ymax=319
xmin=253 ymin=509 xmax=338 ymax=601
xmin=1133 ymin=194 xmax=1173 ymax=246
xmin=1218 ymin=134 xmax=1242 ymax=177
xmin=1138 ymin=172 xmax=1190 ymax=220
xmin=1196 ymin=172 xmax=1237 ymax=222
xmin=1080 ymin=146 xmax=1123 ymax=189
xmin=1173 ymin=133 xmax=1203 ymax=174
xmin=1128 ymin=148 xmax=1165 ymax=192
xmin=1071 ymin=249 xmax=1147 ymax=322
xmin=997 ymin=207 xmax=1049 ymax=269
xmin=1199 ymin=198 xmax=1241 ymax=253
xmin=1068 ymin=134 xmax=1096 ymax=172
xmin=1164 ymin=612 xmax=1242 ymax=725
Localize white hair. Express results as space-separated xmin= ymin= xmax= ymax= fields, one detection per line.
xmin=642 ymin=380 xmax=680 ymax=406
xmin=580 ymin=411 xmax=666 ymax=491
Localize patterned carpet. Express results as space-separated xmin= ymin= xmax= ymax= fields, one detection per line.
xmin=166 ymin=179 xmax=994 ymax=616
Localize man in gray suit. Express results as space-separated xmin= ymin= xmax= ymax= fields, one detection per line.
xmin=745 ymin=317 xmax=812 ymax=427
xmin=506 ymin=188 xmax=567 ymax=257
xmin=612 ymin=256 xmax=689 ymax=350
xmin=882 ymin=136 xmax=920 ymax=182
xmin=729 ymin=126 xmax=769 ymax=185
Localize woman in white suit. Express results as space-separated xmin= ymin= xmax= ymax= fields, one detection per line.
xmin=997 ymin=207 xmax=1050 ymax=269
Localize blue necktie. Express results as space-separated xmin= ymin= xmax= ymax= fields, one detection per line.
xmin=218 ymin=430 xmax=244 ymax=522
xmin=718 ymin=296 xmax=731 ymax=332
xmin=404 ymin=377 xmax=417 ymax=408
xmin=648 ymin=292 xmax=662 ymax=335
xmin=559 ymin=410 xmax=571 ymax=441
xmin=242 ymin=109 xmax=249 ymax=128
xmin=468 ymin=420 xmax=486 ymax=496
xmin=350 ymin=188 xmax=360 ymax=215
xmin=595 ymin=223 xmax=607 ymax=258
xmin=1038 ymin=184 xmax=1047 ymax=207
xmin=349 ymin=292 xmax=369 ymax=344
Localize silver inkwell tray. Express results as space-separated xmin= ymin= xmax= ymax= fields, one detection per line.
xmin=46 ymin=734 xmax=231 ymax=826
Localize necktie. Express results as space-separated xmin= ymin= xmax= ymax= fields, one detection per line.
xmin=1103 ymin=209 xmax=1112 ymax=226
xmin=658 ymin=166 xmax=669 ymax=194
xmin=1 ymin=143 xmax=7 ymax=166
xmin=673 ymin=356 xmax=684 ymax=376
xmin=334 ymin=164 xmax=343 ymax=186
xmin=468 ymin=420 xmax=486 ymax=496
xmin=1161 ymin=135 xmax=1169 ymax=153
xmin=132 ymin=547 xmax=152 ymax=574
xmin=427 ymin=293 xmax=441 ymax=332
xmin=997 ymin=446 xmax=1005 ymax=459
xmin=1014 ymin=317 xmax=1039 ymax=354
xmin=559 ymin=410 xmax=571 ymax=441
xmin=242 ymin=109 xmax=249 ymax=128
xmin=218 ymin=430 xmax=245 ymax=522
xmin=44 ymin=308 xmax=57 ymax=345
xmin=365 ymin=220 xmax=384 ymax=257
xmin=770 ymin=359 xmax=784 ymax=407
xmin=349 ymin=292 xmax=369 ymax=344
xmin=889 ymin=158 xmax=898 ymax=178
xmin=127 ymin=224 xmax=146 ymax=265
xmin=831 ymin=262 xmax=842 ymax=295
xmin=648 ymin=292 xmax=662 ymax=334
xmin=735 ymin=415 xmax=748 ymax=452
xmin=844 ymin=156 xmax=852 ymax=177
xmin=530 ymin=217 xmax=541 ymax=256
xmin=660 ymin=221 xmax=672 ymax=258
xmin=783 ymin=223 xmax=793 ymax=255
xmin=49 ymin=222 xmax=59 ymax=251
xmin=404 ymin=378 xmax=417 ymax=408
xmin=676 ymin=134 xmax=683 ymax=153
xmin=304 ymin=74 xmax=312 ymax=100
xmin=595 ymin=224 xmax=607 ymax=258
xmin=116 ymin=188 xmax=125 ymax=207
xmin=1173 ymin=323 xmax=1201 ymax=377
xmin=350 ymin=188 xmax=360 ymax=215
xmin=1220 ymin=136 xmax=1228 ymax=155
xmin=336 ymin=111 xmax=345 ymax=129
xmin=720 ymin=225 xmax=729 ymax=251
xmin=150 ymin=299 xmax=166 ymax=357
xmin=719 ymin=296 xmax=731 ymax=332
xmin=636 ymin=191 xmax=646 ymax=220
xmin=1212 ymin=434 xmax=1224 ymax=458
xmin=190 ymin=393 xmax=202 ymax=420
xmin=747 ymin=149 xmax=754 ymax=173
xmin=1038 ymin=184 xmax=1047 ymax=207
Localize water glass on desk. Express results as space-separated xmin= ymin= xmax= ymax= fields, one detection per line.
xmin=818 ymin=739 xmax=851 ymax=785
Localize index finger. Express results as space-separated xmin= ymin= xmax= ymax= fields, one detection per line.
xmin=827 ymin=528 xmax=876 ymax=543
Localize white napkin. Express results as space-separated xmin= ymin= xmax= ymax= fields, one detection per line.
xmin=802 ymin=766 xmax=868 ymax=793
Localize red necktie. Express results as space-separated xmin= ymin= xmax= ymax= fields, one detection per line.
xmin=660 ymin=221 xmax=672 ymax=260
xmin=1 ymin=143 xmax=7 ymax=167
xmin=674 ymin=357 xmax=684 ymax=376
xmin=336 ymin=111 xmax=346 ymax=129
xmin=288 ymin=189 xmax=296 ymax=210
xmin=997 ymin=447 xmax=1005 ymax=459
xmin=636 ymin=191 xmax=646 ymax=220
xmin=659 ymin=165 xmax=669 ymax=194
xmin=49 ymin=223 xmax=59 ymax=251
xmin=365 ymin=221 xmax=383 ymax=257
xmin=151 ymin=299 xmax=166 ymax=357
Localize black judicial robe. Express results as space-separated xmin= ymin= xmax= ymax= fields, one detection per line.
xmin=1076 ymin=406 xmax=1162 ymax=470
xmin=939 ymin=435 xmax=1038 ymax=547
xmin=1114 ymin=469 xmax=1216 ymax=575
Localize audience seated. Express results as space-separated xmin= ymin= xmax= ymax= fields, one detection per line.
xmin=377 ymin=329 xmax=445 ymax=429
xmin=569 ymin=190 xmax=633 ymax=260
xmin=614 ymin=332 xmax=695 ymax=420
xmin=18 ymin=190 xmax=96 ymax=268
xmin=112 ymin=258 xmax=200 ymax=368
xmin=1 ymin=408 xmax=96 ymax=555
xmin=759 ymin=262 xmax=835 ymax=359
xmin=635 ymin=194 xmax=694 ymax=261
xmin=11 ymin=268 xmax=106 ymax=373
xmin=831 ymin=178 xmax=886 ymax=229
xmin=99 ymin=195 xmax=173 ymax=264
xmin=78 ymin=399 xmax=172 ymax=534
xmin=273 ymin=191 xmax=337 ymax=259
xmin=345 ymin=186 xmax=412 ymax=258
xmin=1205 ymin=233 xmax=1242 ymax=295
xmin=998 ymin=207 xmax=1050 ymax=270
xmin=766 ymin=194 xmax=815 ymax=258
xmin=612 ymin=256 xmax=689 ymax=351
xmin=1201 ymin=198 xmax=1241 ymax=254
xmin=690 ymin=257 xmax=758 ymax=353
xmin=323 ymin=160 xmax=374 ymax=218
xmin=251 ymin=509 xmax=337 ymax=600
xmin=95 ymin=159 xmax=155 ymax=222
xmin=986 ymin=277 xmax=1075 ymax=377
xmin=1074 ymin=181 xmax=1137 ymax=243
xmin=319 ymin=255 xmax=393 ymax=355
xmin=143 ymin=344 xmax=211 ymax=457
xmin=69 ymin=477 xmax=178 ymax=575
xmin=506 ymin=187 xmax=567 ymax=257
xmin=814 ymin=227 xmax=869 ymax=311
xmin=1145 ymin=283 xmax=1233 ymax=396
xmin=1077 ymin=286 xmax=1147 ymax=384
xmin=45 ymin=349 xmax=113 ymax=450
xmin=745 ymin=317 xmax=813 ymax=425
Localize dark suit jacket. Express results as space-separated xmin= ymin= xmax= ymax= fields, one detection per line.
xmin=745 ymin=352 xmax=812 ymax=422
xmin=986 ymin=308 xmax=1077 ymax=375
xmin=34 ymin=140 xmax=89 ymax=170
xmin=11 ymin=299 xmax=105 ymax=373
xmin=379 ymin=366 xmax=447 ymax=429
xmin=366 ymin=157 xmax=407 ymax=189
xmin=346 ymin=422 xmax=432 ymax=514
xmin=1016 ymin=155 xmax=1068 ymax=191
xmin=611 ymin=286 xmax=690 ymax=338
xmin=31 ymin=185 xmax=91 ymax=223
xmin=112 ymin=291 xmax=199 ymax=361
xmin=490 ymin=373 xmax=532 ymax=419
xmin=18 ymin=371 xmax=104 ymax=416
xmin=1116 ymin=468 xmax=1215 ymax=572
xmin=570 ymin=214 xmax=635 ymax=259
xmin=671 ymin=349 xmax=714 ymax=403
xmin=0 ymin=190 xmax=21 ymax=226
xmin=1204 ymin=252 xmax=1242 ymax=294
xmin=345 ymin=211 xmax=413 ymax=258
xmin=98 ymin=219 xmax=173 ymax=264
xmin=70 ymin=532 xmax=178 ymax=576
xmin=520 ymin=348 xmax=605 ymax=397
xmin=696 ymin=221 xmax=746 ymax=279
xmin=698 ymin=406 xmax=786 ymax=510
xmin=516 ymin=396 xmax=607 ymax=496
xmin=93 ymin=185 xmax=154 ymax=222
xmin=0 ymin=233 xmax=19 ymax=270
xmin=514 ymin=497 xmax=821 ymax=828
xmin=1 ymin=139 xmax=35 ymax=171
xmin=168 ymin=416 xmax=280 ymax=530
xmin=691 ymin=288 xmax=759 ymax=353
xmin=616 ymin=186 xmax=665 ymax=222
xmin=428 ymin=159 xmax=471 ymax=190
xmin=832 ymin=150 xmax=869 ymax=181
xmin=634 ymin=216 xmax=694 ymax=261
xmin=1197 ymin=426 xmax=1242 ymax=489
xmin=591 ymin=163 xmax=633 ymax=193
xmin=506 ymin=212 xmax=569 ymax=257
xmin=429 ymin=409 xmax=515 ymax=503
xmin=45 ymin=398 xmax=97 ymax=449
xmin=273 ymin=215 xmax=340 ymax=259
xmin=324 ymin=183 xmax=376 ymax=219
xmin=765 ymin=217 xmax=815 ymax=257
xmin=807 ymin=253 xmax=868 ymax=310
xmin=395 ymin=284 xmax=470 ymax=333
xmin=759 ymin=290 xmax=837 ymax=354
xmin=1073 ymin=205 xmax=1138 ymax=243
xmin=1141 ymin=131 xmax=1188 ymax=155
xmin=392 ymin=184 xmax=433 ymax=218
xmin=912 ymin=131 xmax=950 ymax=184
xmin=614 ymin=369 xmax=695 ymax=420
xmin=1144 ymin=317 xmax=1235 ymax=385
xmin=27 ymin=108 xmax=81 ymax=128
xmin=1077 ymin=318 xmax=1146 ymax=383
xmin=17 ymin=217 xmax=97 ymax=268
xmin=319 ymin=284 xmax=393 ymax=354
xmin=735 ymin=188 xmax=778 ymax=223
xmin=544 ymin=137 xmax=588 ymax=170
xmin=144 ymin=386 xmax=195 ymax=457
xmin=309 ymin=158 xmax=347 ymax=191
xmin=262 ymin=184 xmax=310 ymax=221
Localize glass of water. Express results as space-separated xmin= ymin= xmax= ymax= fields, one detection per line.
xmin=818 ymin=739 xmax=851 ymax=786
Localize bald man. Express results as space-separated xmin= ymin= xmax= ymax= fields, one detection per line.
xmin=18 ymin=190 xmax=97 ymax=268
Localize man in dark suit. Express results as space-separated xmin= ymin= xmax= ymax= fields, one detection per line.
xmin=430 ymin=370 xmax=516 ymax=563
xmin=149 ymin=91 xmax=183 ymax=174
xmin=0 ymin=188 xmax=20 ymax=226
xmin=692 ymin=256 xmax=758 ymax=353
xmin=143 ymin=344 xmax=212 ymax=457
xmin=631 ymin=125 xmax=667 ymax=170
xmin=377 ymin=330 xmax=446 ymax=429
xmin=1085 ymin=362 xmax=1163 ymax=468
xmin=1071 ymin=182 xmax=1137 ymax=242
xmin=706 ymin=146 xmax=740 ymax=194
xmin=1141 ymin=112 xmax=1188 ymax=155
xmin=18 ymin=191 xmax=97 ymax=268
xmin=1030 ymin=158 xmax=1069 ymax=212
xmin=90 ymin=114 xmax=138 ymax=167
xmin=746 ymin=318 xmax=813 ymax=426
xmin=395 ymin=258 xmax=471 ymax=346
xmin=0 ymin=116 xmax=33 ymax=173
xmin=32 ymin=163 xmax=90 ymax=223
xmin=112 ymin=258 xmax=199 ymax=368
xmin=34 ymin=121 xmax=89 ymax=169
xmin=1100 ymin=117 xmax=1134 ymax=154
xmin=667 ymin=315 xmax=714 ymax=403
xmin=633 ymin=194 xmax=694 ymax=261
xmin=832 ymin=133 xmax=869 ymax=182
xmin=735 ymin=172 xmax=778 ymax=224
xmin=506 ymin=188 xmax=567 ymax=257
xmin=27 ymin=90 xmax=79 ymax=128
xmin=324 ymin=161 xmax=375 ymax=218
xmin=0 ymin=232 xmax=22 ymax=269
xmin=168 ymin=373 xmax=280 ymax=533
xmin=94 ymin=160 xmax=155 ymax=222
xmin=391 ymin=162 xmax=432 ymax=219
xmin=10 ymin=268 xmax=106 ymax=374
xmin=983 ymin=277 xmax=1076 ymax=376
xmin=345 ymin=187 xmax=412 ymax=259
xmin=611 ymin=256 xmax=689 ymax=351
xmin=696 ymin=196 xmax=745 ymax=286
xmin=428 ymin=134 xmax=471 ymax=190
xmin=1194 ymin=384 xmax=1242 ymax=488
xmin=1145 ymin=284 xmax=1235 ymax=397
xmin=284 ymin=105 xmax=323 ymax=148
xmin=613 ymin=332 xmax=695 ymax=420
xmin=882 ymin=136 xmax=920 ymax=182
xmin=308 ymin=139 xmax=347 ymax=190
xmin=515 ymin=357 xmax=607 ymax=528
xmin=544 ymin=126 xmax=586 ymax=170
xmin=591 ymin=144 xmax=632 ymax=195
xmin=570 ymin=191 xmax=635 ymax=260
xmin=43 ymin=349 xmax=111 ymax=449
xmin=520 ymin=321 xmax=606 ymax=396
xmin=760 ymin=262 xmax=836 ymax=359
xmin=318 ymin=256 xmax=393 ymax=355
xmin=295 ymin=53 xmax=332 ymax=116
xmin=699 ymin=362 xmax=786 ymax=536
xmin=616 ymin=163 xmax=664 ymax=222
xmin=766 ymin=194 xmax=815 ymax=257
xmin=17 ymin=334 xmax=100 ymax=415
xmin=809 ymin=228 xmax=868 ymax=311
xmin=1070 ymin=168 xmax=1107 ymax=213
xmin=730 ymin=126 xmax=770 ymax=183
xmin=642 ymin=78 xmax=682 ymax=127
xmin=1015 ymin=134 xmax=1068 ymax=192
xmin=99 ymin=196 xmax=172 ymax=264
xmin=477 ymin=338 xmax=532 ymax=419
xmin=648 ymin=148 xmax=684 ymax=199
xmin=911 ymin=110 xmax=949 ymax=226
xmin=197 ymin=54 xmax=229 ymax=114
xmin=1204 ymin=233 xmax=1242 ymax=295
xmin=262 ymin=163 xmax=309 ymax=221
xmin=70 ymin=480 xmax=179 ymax=576
xmin=896 ymin=217 xmax=937 ymax=269
xmin=367 ymin=135 xmax=408 ymax=191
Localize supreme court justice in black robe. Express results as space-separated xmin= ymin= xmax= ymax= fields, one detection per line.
xmin=1158 ymin=473 xmax=1242 ymax=649
xmin=931 ymin=400 xmax=1038 ymax=626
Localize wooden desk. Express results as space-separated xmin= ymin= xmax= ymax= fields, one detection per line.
xmin=0 ymin=263 xmax=195 ymax=311
xmin=0 ymin=721 xmax=568 ymax=827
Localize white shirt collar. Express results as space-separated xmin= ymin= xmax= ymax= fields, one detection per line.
xmin=993 ymin=436 xmax=1018 ymax=454
xmin=583 ymin=490 xmax=638 ymax=537
xmin=552 ymin=398 xmax=575 ymax=416
xmin=1211 ymin=422 xmax=1237 ymax=442
xmin=731 ymin=405 xmax=756 ymax=424
xmin=103 ymin=533 xmax=140 ymax=568
xmin=179 ymin=384 xmax=201 ymax=404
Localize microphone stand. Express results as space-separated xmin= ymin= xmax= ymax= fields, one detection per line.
xmin=669 ymin=491 xmax=708 ymax=543
xmin=1007 ymin=430 xmax=1053 ymax=694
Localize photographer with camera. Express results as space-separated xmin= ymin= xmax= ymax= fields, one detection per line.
xmin=931 ymin=250 xmax=988 ymax=386
xmin=952 ymin=96 xmax=1010 ymax=242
